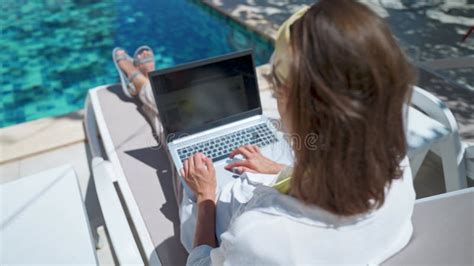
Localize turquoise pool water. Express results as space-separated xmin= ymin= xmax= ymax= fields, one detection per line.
xmin=0 ymin=0 xmax=274 ymax=128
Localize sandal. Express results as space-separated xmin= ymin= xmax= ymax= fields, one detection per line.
xmin=133 ymin=45 xmax=155 ymax=69
xmin=112 ymin=47 xmax=142 ymax=98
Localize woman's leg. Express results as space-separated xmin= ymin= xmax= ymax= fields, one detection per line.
xmin=117 ymin=48 xmax=182 ymax=205
xmin=116 ymin=49 xmax=160 ymax=129
xmin=116 ymin=49 xmax=149 ymax=96
xmin=117 ymin=49 xmax=183 ymax=227
xmin=134 ymin=49 xmax=155 ymax=79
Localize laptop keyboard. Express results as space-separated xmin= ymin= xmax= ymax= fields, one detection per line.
xmin=177 ymin=123 xmax=278 ymax=162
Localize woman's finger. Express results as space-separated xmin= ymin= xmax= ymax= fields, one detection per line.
xmin=235 ymin=166 xmax=256 ymax=174
xmin=183 ymin=160 xmax=189 ymax=178
xmin=224 ymin=159 xmax=252 ymax=171
xmin=202 ymin=156 xmax=214 ymax=171
xmin=194 ymin=152 xmax=204 ymax=170
xmin=229 ymin=146 xmax=252 ymax=158
xmin=254 ymin=145 xmax=261 ymax=153
xmin=248 ymin=145 xmax=260 ymax=153
xmin=243 ymin=145 xmax=257 ymax=155
xmin=188 ymin=154 xmax=195 ymax=174
xmin=179 ymin=168 xmax=185 ymax=177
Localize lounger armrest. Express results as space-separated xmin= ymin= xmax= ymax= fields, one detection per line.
xmin=411 ymin=86 xmax=465 ymax=162
xmin=92 ymin=157 xmax=143 ymax=265
xmin=411 ymin=86 xmax=458 ymax=132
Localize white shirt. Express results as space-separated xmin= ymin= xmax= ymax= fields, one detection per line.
xmin=179 ymin=157 xmax=415 ymax=265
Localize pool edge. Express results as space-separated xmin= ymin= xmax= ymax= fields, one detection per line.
xmin=201 ymin=0 xmax=279 ymax=42
xmin=0 ymin=110 xmax=86 ymax=164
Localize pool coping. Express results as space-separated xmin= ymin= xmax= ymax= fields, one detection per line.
xmin=0 ymin=110 xmax=86 ymax=164
xmin=202 ymin=0 xmax=280 ymax=41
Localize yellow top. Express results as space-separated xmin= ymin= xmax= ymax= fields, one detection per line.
xmin=272 ymin=176 xmax=292 ymax=194
xmin=272 ymin=166 xmax=293 ymax=194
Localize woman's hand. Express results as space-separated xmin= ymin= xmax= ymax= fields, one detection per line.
xmin=180 ymin=153 xmax=216 ymax=202
xmin=224 ymin=145 xmax=286 ymax=175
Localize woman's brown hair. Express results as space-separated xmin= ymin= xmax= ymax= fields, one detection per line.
xmin=283 ymin=0 xmax=416 ymax=216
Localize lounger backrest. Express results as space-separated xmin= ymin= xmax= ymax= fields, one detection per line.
xmin=384 ymin=188 xmax=473 ymax=265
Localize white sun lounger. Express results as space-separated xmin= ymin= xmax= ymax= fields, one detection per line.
xmin=84 ymin=83 xmax=472 ymax=265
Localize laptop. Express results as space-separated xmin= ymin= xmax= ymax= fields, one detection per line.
xmin=149 ymin=50 xmax=293 ymax=198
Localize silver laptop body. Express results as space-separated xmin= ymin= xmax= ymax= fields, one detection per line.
xmin=149 ymin=51 xmax=293 ymax=198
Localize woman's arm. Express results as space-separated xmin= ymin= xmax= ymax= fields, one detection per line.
xmin=181 ymin=153 xmax=218 ymax=248
xmin=194 ymin=198 xmax=217 ymax=248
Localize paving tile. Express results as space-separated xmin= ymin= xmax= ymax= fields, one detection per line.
xmin=19 ymin=142 xmax=90 ymax=197
xmin=0 ymin=160 xmax=21 ymax=184
xmin=260 ymin=89 xmax=280 ymax=120
xmin=413 ymin=151 xmax=455 ymax=199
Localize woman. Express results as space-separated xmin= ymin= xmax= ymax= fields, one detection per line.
xmin=179 ymin=0 xmax=416 ymax=265
xmin=113 ymin=0 xmax=416 ymax=264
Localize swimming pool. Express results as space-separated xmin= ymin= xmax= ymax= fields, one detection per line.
xmin=0 ymin=0 xmax=274 ymax=128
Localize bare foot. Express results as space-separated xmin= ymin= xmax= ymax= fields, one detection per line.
xmin=135 ymin=49 xmax=155 ymax=78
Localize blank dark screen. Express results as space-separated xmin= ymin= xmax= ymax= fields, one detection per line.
xmin=153 ymin=54 xmax=260 ymax=135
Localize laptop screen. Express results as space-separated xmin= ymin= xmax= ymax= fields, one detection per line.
xmin=150 ymin=51 xmax=262 ymax=140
